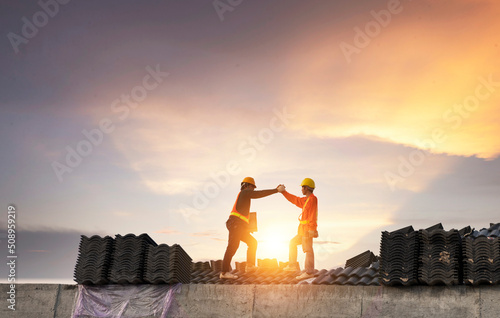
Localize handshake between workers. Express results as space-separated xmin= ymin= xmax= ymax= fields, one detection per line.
xmin=220 ymin=177 xmax=318 ymax=281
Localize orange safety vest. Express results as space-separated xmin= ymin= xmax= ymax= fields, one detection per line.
xmin=229 ymin=193 xmax=249 ymax=223
xmin=298 ymin=196 xmax=311 ymax=224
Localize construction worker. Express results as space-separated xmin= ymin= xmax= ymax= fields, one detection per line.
xmin=279 ymin=178 xmax=318 ymax=280
xmin=220 ymin=177 xmax=280 ymax=279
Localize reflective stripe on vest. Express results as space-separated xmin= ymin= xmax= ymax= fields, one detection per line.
xmin=298 ymin=196 xmax=311 ymax=223
xmin=230 ymin=211 xmax=249 ymax=223
xmin=230 ymin=192 xmax=249 ymax=223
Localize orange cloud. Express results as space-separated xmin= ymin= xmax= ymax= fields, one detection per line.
xmin=281 ymin=0 xmax=500 ymax=159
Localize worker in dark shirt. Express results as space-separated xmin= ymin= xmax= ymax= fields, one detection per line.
xmin=220 ymin=177 xmax=280 ymax=279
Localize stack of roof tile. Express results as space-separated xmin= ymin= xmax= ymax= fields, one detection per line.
xmin=76 ymin=233 xmax=208 ymax=285
xmin=108 ymin=233 xmax=157 ymax=284
xmin=463 ymin=223 xmax=500 ymax=286
xmin=380 ymin=226 xmax=419 ymax=286
xmin=144 ymin=244 xmax=193 ymax=284
xmin=459 ymin=226 xmax=473 ymax=237
xmin=418 ymin=228 xmax=462 ymax=285
xmin=345 ymin=250 xmax=378 ymax=268
xmin=167 ymin=244 xmax=192 ymax=282
xmin=74 ymin=235 xmax=114 ymax=285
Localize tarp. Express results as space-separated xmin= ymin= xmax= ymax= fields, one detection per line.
xmin=73 ymin=284 xmax=181 ymax=318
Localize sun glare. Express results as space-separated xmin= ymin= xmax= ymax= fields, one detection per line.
xmin=255 ymin=227 xmax=291 ymax=261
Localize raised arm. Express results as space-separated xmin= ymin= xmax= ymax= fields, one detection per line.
xmin=281 ymin=191 xmax=306 ymax=208
xmin=249 ymin=188 xmax=278 ymax=199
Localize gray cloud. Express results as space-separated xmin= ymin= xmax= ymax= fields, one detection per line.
xmin=0 ymin=228 xmax=103 ymax=283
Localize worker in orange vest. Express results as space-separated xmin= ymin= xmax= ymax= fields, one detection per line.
xmin=279 ymin=178 xmax=318 ymax=280
xmin=220 ymin=177 xmax=280 ymax=279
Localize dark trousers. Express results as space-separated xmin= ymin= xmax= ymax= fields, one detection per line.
xmin=222 ymin=217 xmax=257 ymax=272
xmin=289 ymin=235 xmax=314 ymax=274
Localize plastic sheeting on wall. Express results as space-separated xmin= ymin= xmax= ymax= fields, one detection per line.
xmin=73 ymin=284 xmax=181 ymax=318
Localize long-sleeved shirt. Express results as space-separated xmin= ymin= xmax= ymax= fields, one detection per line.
xmin=282 ymin=191 xmax=318 ymax=236
xmin=231 ymin=188 xmax=278 ymax=219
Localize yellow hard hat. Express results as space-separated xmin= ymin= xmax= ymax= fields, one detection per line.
xmin=301 ymin=178 xmax=315 ymax=189
xmin=242 ymin=177 xmax=256 ymax=186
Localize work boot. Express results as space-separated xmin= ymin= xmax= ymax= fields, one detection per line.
xmin=245 ymin=264 xmax=257 ymax=273
xmin=295 ymin=272 xmax=314 ymax=280
xmin=219 ymin=272 xmax=238 ymax=279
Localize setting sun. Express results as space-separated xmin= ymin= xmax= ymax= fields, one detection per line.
xmin=255 ymin=227 xmax=291 ymax=261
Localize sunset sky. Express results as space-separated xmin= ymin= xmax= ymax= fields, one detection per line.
xmin=1 ymin=0 xmax=500 ymax=283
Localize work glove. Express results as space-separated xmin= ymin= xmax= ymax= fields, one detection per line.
xmin=277 ymin=184 xmax=286 ymax=192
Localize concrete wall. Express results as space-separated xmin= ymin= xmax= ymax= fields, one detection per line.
xmin=0 ymin=284 xmax=77 ymax=318
xmin=1 ymin=284 xmax=499 ymax=317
